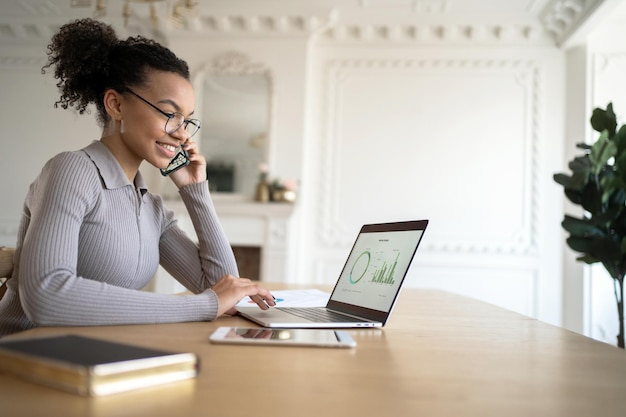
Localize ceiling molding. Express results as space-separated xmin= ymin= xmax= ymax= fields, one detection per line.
xmin=0 ymin=19 xmax=549 ymax=45
xmin=182 ymin=13 xmax=337 ymax=37
xmin=319 ymin=22 xmax=551 ymax=44
xmin=0 ymin=1 xmax=618 ymax=47
xmin=540 ymin=0 xmax=605 ymax=47
xmin=0 ymin=12 xmax=337 ymax=43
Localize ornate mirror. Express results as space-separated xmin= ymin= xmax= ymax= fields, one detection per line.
xmin=194 ymin=51 xmax=271 ymax=197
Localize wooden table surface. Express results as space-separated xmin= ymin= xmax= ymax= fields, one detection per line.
xmin=1 ymin=286 xmax=626 ymax=417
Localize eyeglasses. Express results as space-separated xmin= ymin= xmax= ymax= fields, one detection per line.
xmin=125 ymin=89 xmax=201 ymax=137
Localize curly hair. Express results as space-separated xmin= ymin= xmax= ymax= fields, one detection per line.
xmin=41 ymin=18 xmax=190 ymax=126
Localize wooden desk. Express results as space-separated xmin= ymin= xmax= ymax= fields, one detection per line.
xmin=1 ymin=288 xmax=626 ymax=417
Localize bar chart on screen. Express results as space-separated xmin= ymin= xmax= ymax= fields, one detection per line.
xmin=349 ymin=249 xmax=401 ymax=285
xmin=371 ymin=251 xmax=400 ymax=285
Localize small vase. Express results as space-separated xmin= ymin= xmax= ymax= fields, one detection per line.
xmin=255 ymin=182 xmax=270 ymax=203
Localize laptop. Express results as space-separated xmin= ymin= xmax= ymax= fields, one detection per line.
xmin=236 ymin=219 xmax=428 ymax=328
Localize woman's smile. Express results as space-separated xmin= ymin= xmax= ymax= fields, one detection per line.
xmin=156 ymin=141 xmax=177 ymax=158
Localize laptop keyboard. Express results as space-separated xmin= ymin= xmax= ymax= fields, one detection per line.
xmin=278 ymin=307 xmax=369 ymax=323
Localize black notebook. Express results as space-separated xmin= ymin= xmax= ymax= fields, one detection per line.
xmin=0 ymin=334 xmax=199 ymax=396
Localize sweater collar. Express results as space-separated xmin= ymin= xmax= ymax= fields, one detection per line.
xmin=83 ymin=141 xmax=148 ymax=193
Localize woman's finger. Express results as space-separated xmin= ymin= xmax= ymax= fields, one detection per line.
xmin=248 ymin=294 xmax=270 ymax=310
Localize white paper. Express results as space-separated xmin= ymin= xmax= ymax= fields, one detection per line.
xmin=237 ymin=289 xmax=330 ymax=308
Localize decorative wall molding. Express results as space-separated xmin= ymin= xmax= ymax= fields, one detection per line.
xmin=0 ymin=6 xmax=564 ymax=43
xmin=358 ymin=0 xmax=446 ymax=13
xmin=0 ymin=1 xmax=613 ymax=46
xmin=541 ymin=0 xmax=603 ymax=46
xmin=202 ymin=50 xmax=270 ymax=76
xmin=192 ymin=13 xmax=336 ymax=36
xmin=0 ymin=12 xmax=337 ymax=42
xmin=0 ymin=19 xmax=552 ymax=46
xmin=592 ymin=51 xmax=626 ymax=72
xmin=318 ymin=58 xmax=543 ymax=255
xmin=320 ymin=23 xmax=550 ymax=44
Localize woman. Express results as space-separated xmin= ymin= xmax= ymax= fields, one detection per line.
xmin=0 ymin=18 xmax=275 ymax=337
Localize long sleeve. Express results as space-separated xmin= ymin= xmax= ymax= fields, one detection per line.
xmin=158 ymin=182 xmax=239 ymax=294
xmin=0 ymin=142 xmax=237 ymax=334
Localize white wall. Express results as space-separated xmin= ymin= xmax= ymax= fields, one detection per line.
xmin=0 ymin=43 xmax=100 ymax=246
xmin=300 ymin=42 xmax=565 ymax=326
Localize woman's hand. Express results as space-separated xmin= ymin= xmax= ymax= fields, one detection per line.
xmin=169 ymin=138 xmax=207 ymax=189
xmin=211 ymin=275 xmax=276 ymax=317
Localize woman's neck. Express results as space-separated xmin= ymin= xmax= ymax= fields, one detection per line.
xmin=100 ymin=134 xmax=141 ymax=183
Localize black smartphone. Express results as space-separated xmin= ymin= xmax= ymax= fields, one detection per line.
xmin=160 ymin=150 xmax=190 ymax=176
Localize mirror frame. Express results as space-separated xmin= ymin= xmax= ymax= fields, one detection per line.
xmin=193 ymin=51 xmax=273 ymax=196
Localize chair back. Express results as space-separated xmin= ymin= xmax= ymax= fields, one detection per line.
xmin=0 ymin=246 xmax=15 ymax=301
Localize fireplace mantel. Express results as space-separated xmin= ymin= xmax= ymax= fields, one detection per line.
xmin=209 ymin=193 xmax=295 ymax=220
xmin=146 ymin=194 xmax=296 ymax=293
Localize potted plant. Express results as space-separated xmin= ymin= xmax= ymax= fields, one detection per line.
xmin=553 ymin=103 xmax=625 ymax=349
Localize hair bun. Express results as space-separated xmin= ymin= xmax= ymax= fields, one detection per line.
xmin=42 ymin=18 xmax=119 ymax=115
xmin=43 ymin=17 xmax=190 ymax=127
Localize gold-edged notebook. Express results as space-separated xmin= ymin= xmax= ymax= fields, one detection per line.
xmin=0 ymin=334 xmax=199 ymax=396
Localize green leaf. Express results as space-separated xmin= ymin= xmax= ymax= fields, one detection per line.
xmin=577 ymin=254 xmax=599 ymax=264
xmin=581 ymin=179 xmax=603 ymax=214
xmin=608 ymin=185 xmax=626 ymax=206
xmin=562 ymin=215 xmax=605 ymax=237
xmin=556 ymin=155 xmax=592 ymax=191
xmin=616 ymin=151 xmax=626 ymax=177
xmin=553 ymin=173 xmax=571 ymax=187
xmin=600 ymin=173 xmax=620 ymax=203
xmin=554 ymin=172 xmax=588 ymax=190
xmin=590 ymin=103 xmax=617 ymax=137
xmin=566 ymin=236 xmax=593 ymax=254
xmin=591 ymin=202 xmax=624 ymax=226
xmin=564 ymin=189 xmax=583 ymax=205
xmin=606 ymin=188 xmax=626 ymax=216
xmin=569 ymin=155 xmax=591 ymax=173
xmin=567 ymin=234 xmax=622 ymax=265
xmin=590 ymin=237 xmax=622 ymax=263
xmin=570 ymin=171 xmax=590 ymax=190
xmin=614 ymin=125 xmax=626 ymax=154
xmin=590 ymin=131 xmax=616 ymax=175
xmin=601 ymin=262 xmax=621 ymax=280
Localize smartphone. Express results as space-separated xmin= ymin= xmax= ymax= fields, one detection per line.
xmin=160 ymin=150 xmax=190 ymax=176
xmin=209 ymin=327 xmax=356 ymax=348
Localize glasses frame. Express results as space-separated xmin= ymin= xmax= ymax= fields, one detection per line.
xmin=125 ymin=89 xmax=201 ymax=137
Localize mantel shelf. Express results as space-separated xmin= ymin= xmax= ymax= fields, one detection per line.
xmin=163 ymin=193 xmax=295 ymax=218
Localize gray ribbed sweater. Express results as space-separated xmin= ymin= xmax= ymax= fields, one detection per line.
xmin=0 ymin=141 xmax=238 ymax=337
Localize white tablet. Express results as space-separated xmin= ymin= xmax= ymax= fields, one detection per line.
xmin=209 ymin=327 xmax=356 ymax=348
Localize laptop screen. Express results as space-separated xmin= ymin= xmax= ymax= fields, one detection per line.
xmin=329 ymin=225 xmax=426 ymax=313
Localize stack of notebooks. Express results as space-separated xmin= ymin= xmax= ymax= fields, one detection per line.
xmin=0 ymin=334 xmax=199 ymax=396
